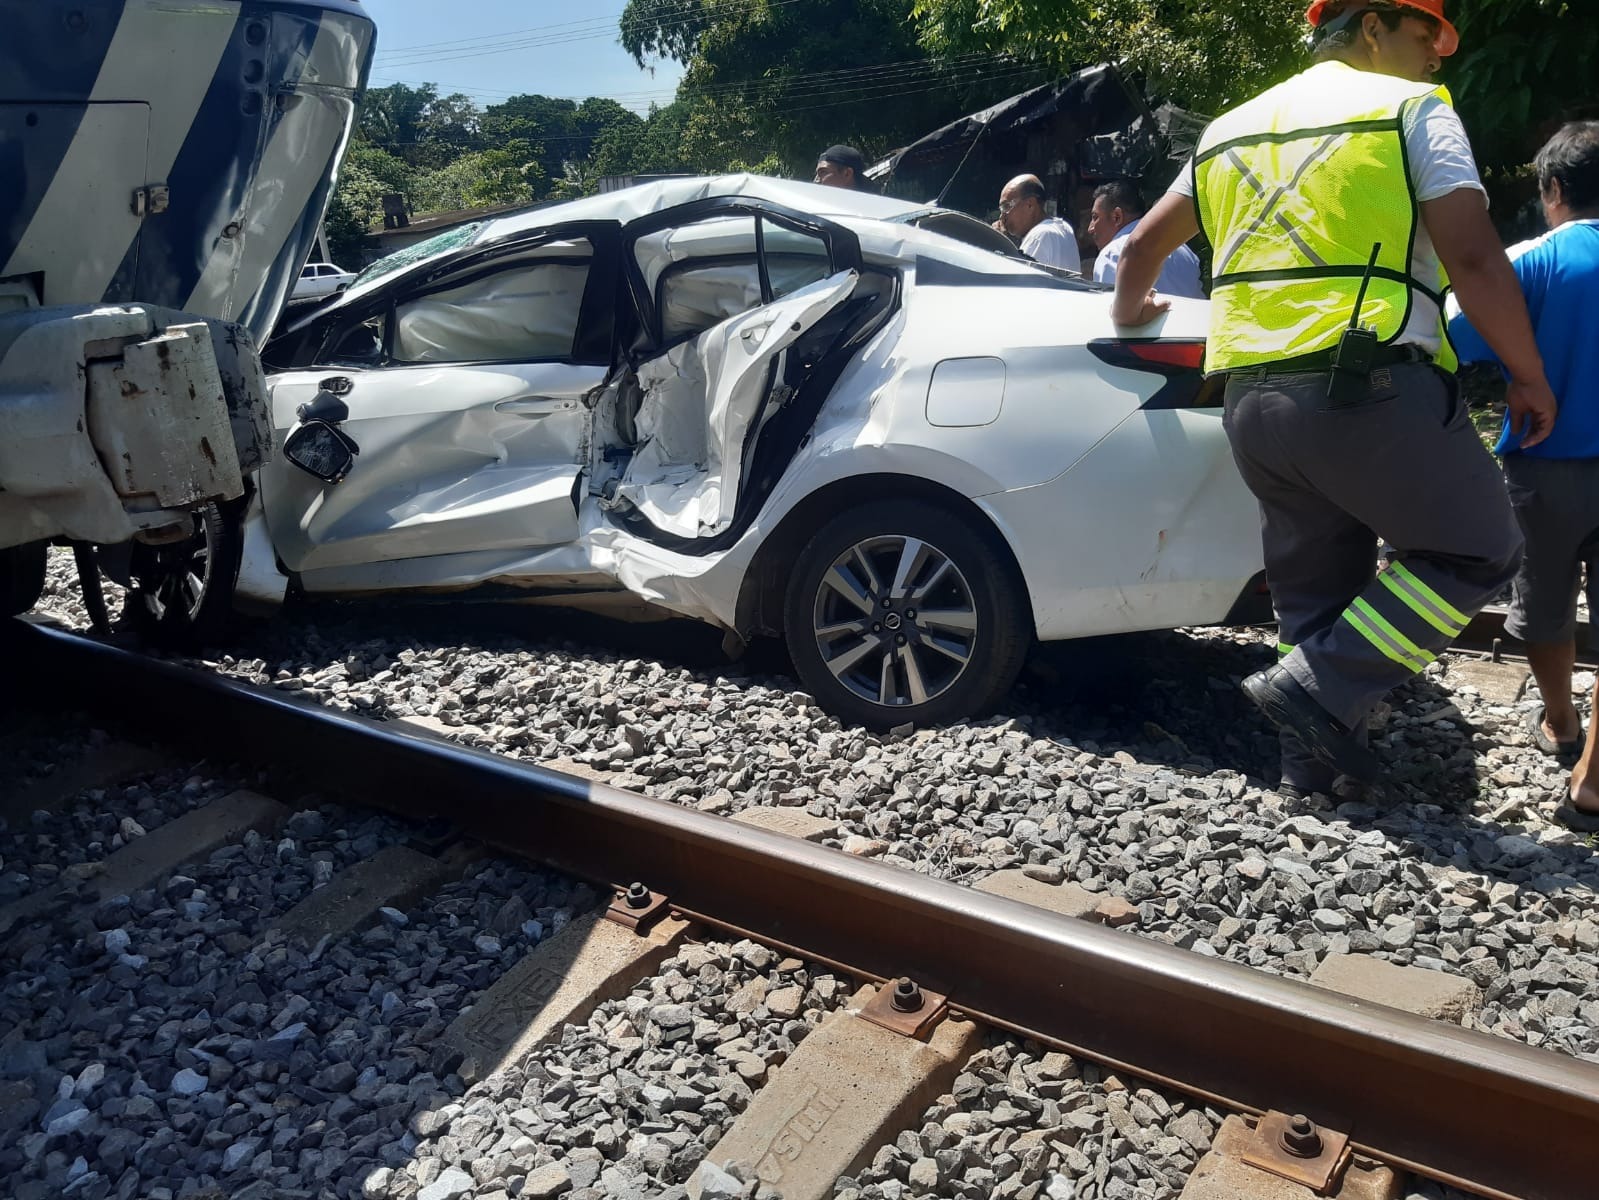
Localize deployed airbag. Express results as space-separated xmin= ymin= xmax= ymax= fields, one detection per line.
xmin=660 ymin=258 xmax=832 ymax=342
xmin=393 ymin=263 xmax=588 ymax=363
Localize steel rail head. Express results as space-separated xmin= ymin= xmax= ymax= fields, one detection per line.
xmin=8 ymin=618 xmax=1599 ymax=1200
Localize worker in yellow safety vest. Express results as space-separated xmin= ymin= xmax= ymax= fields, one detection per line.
xmin=1111 ymin=0 xmax=1558 ymax=797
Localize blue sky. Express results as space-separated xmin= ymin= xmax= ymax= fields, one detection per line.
xmin=363 ymin=1 xmax=686 ymax=113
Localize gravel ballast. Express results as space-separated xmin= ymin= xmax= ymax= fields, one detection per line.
xmin=0 ymin=784 xmax=595 ymax=1200
xmin=15 ymin=551 xmax=1596 ymax=1197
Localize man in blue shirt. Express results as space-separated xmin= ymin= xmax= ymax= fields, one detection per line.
xmin=1087 ymin=180 xmax=1204 ymax=298
xmin=1449 ymin=120 xmax=1599 ymax=826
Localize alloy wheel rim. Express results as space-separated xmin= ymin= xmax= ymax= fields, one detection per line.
xmin=812 ymin=534 xmax=978 ymax=708
xmin=142 ymin=506 xmax=216 ymax=622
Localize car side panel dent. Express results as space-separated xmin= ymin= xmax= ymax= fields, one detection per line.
xmin=583 ymin=309 xmax=1032 ymax=631
xmin=261 ymin=362 xmax=601 ymax=573
xmin=295 ymin=541 xmax=606 ymax=596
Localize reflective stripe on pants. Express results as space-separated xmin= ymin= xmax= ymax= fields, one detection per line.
xmin=1224 ymin=362 xmax=1522 ymax=780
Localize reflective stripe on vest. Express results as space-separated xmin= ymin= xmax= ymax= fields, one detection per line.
xmin=1194 ymin=61 xmax=1458 ymax=375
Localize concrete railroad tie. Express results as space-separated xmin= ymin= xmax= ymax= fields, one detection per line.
xmin=0 ymin=789 xmax=289 ymax=940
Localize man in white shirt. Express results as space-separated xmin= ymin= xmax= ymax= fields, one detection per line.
xmin=1088 ymin=179 xmax=1204 ymax=297
xmin=997 ymin=174 xmax=1081 ymax=273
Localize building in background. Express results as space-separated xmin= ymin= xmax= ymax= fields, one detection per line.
xmin=364 ymin=202 xmax=528 ymax=263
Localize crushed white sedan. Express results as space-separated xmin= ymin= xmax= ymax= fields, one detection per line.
xmin=178 ymin=176 xmax=1265 ymax=728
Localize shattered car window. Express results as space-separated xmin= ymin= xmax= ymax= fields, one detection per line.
xmin=352 ymin=222 xmax=486 ymax=289
xmin=328 ymin=315 xmax=386 ymax=365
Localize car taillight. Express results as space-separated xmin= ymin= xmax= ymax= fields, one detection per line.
xmin=1088 ymin=338 xmax=1215 ymax=410
xmin=1088 ymin=339 xmax=1207 ymax=374
xmin=1128 ymin=341 xmax=1205 ymax=370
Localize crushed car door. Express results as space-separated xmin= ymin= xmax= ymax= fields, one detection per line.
xmin=598 ymin=272 xmax=860 ymax=540
xmin=590 ymin=197 xmax=880 ymax=547
xmin=261 ymin=224 xmax=618 ymax=576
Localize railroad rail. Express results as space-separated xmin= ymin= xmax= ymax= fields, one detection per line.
xmin=4 ymin=617 xmax=1599 ymax=1200
xmin=1458 ymin=604 xmax=1597 ymax=667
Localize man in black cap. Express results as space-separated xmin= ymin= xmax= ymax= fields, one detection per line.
xmin=814 ymin=145 xmax=869 ymax=190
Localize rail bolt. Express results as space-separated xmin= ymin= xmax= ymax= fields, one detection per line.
xmin=623 ymin=882 xmax=651 ymax=909
xmin=890 ymin=978 xmax=925 ymax=1013
xmin=1280 ymin=1114 xmax=1323 ymax=1159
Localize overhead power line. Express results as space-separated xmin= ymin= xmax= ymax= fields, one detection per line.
xmin=375 ymin=0 xmax=809 ymax=70
xmin=364 ymin=58 xmax=1054 ymax=146
xmin=777 ymin=61 xmax=1051 ymax=116
xmin=376 ymin=0 xmax=728 ymax=54
xmin=370 ymin=51 xmax=1032 ymax=111
xmin=376 ymin=11 xmax=626 ymax=54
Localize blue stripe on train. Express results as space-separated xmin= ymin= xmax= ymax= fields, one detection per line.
xmin=0 ymin=0 xmax=127 ymax=272
xmin=239 ymin=3 xmax=373 ymax=342
xmin=118 ymin=4 xmax=327 ymax=318
xmin=232 ymin=8 xmax=350 ymax=344
xmin=0 ymin=0 xmax=127 ymax=101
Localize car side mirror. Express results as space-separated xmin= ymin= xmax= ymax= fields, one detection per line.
xmin=283 ymin=419 xmax=359 ymax=484
xmin=296 ymin=391 xmax=350 ymax=424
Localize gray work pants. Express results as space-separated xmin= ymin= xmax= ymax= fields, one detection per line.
xmin=1223 ymin=362 xmax=1523 ymax=790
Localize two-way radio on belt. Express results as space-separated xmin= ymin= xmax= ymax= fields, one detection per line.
xmin=1327 ymin=241 xmax=1383 ymax=404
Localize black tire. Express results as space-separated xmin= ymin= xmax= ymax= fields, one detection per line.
xmin=0 ymin=541 xmax=47 ymax=617
xmin=782 ymin=500 xmax=1032 ymax=730
xmin=124 ymin=501 xmax=242 ymax=647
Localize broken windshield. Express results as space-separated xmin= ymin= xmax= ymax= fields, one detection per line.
xmin=350 ymin=222 xmax=487 ymax=289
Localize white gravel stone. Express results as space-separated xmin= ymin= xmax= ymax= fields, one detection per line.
xmin=418 ymin=1166 xmax=474 ymax=1200
xmin=521 ymin=1161 xmax=573 ymax=1198
xmin=170 ymin=1068 xmax=207 ymax=1096
xmin=697 ymin=1161 xmax=747 ymax=1199
xmin=45 ymin=1104 xmax=92 ymax=1137
xmin=765 ymin=985 xmax=804 ymax=1018
xmin=222 ymin=1139 xmax=258 ymax=1173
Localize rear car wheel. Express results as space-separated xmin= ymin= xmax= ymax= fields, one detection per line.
xmin=1 ymin=541 xmax=48 ymax=617
xmin=125 ymin=501 xmax=241 ymax=646
xmin=783 ymin=501 xmax=1031 ymax=730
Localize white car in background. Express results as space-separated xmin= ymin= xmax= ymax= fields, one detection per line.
xmin=145 ymin=175 xmax=1265 ymax=730
xmin=292 ymin=262 xmax=357 ymax=300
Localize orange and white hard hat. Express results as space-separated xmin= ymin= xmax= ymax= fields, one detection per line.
xmin=1306 ymin=0 xmax=1460 ymax=57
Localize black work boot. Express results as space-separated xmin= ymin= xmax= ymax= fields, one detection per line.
xmin=1242 ymin=664 xmax=1380 ymax=783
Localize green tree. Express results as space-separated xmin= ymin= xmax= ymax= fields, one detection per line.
xmin=324 ymin=145 xmax=417 ymax=264
xmin=482 ymin=93 xmax=581 ymax=186
xmin=412 ymin=142 xmax=544 ymax=211
xmin=911 ymin=0 xmax=1302 ymax=115
xmin=907 ymin=0 xmax=1599 ymax=181
xmin=479 ymin=94 xmax=643 ymax=196
xmin=414 ymin=92 xmax=485 ymax=168
xmin=620 ymin=0 xmax=1032 ymax=175
xmin=589 ymin=101 xmax=695 ymax=176
xmin=359 ymin=83 xmax=439 ymax=154
xmin=359 ymin=83 xmax=486 ymax=169
xmin=1450 ymin=2 xmax=1599 ymax=174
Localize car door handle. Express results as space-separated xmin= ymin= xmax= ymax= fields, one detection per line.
xmin=494 ymin=398 xmax=575 ymax=417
